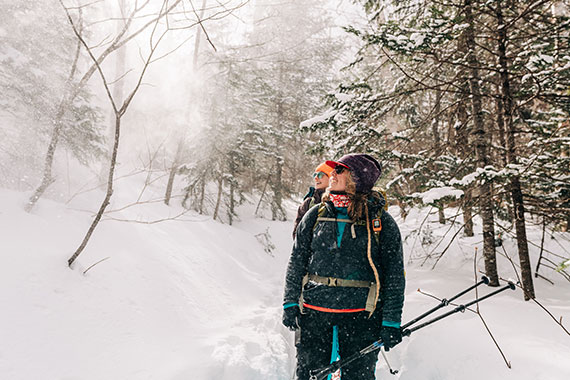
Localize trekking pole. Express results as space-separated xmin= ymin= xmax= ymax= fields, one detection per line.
xmin=401 ymin=276 xmax=489 ymax=330
xmin=377 ymin=275 xmax=489 ymax=376
xmin=380 ymin=349 xmax=398 ymax=375
xmin=402 ymin=281 xmax=516 ymax=337
xmin=308 ymin=280 xmax=515 ymax=380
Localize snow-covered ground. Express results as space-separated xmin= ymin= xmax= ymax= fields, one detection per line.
xmin=1 ymin=174 xmax=569 ymax=380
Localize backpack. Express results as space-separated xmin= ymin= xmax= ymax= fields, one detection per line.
xmin=313 ymin=189 xmax=388 ymax=243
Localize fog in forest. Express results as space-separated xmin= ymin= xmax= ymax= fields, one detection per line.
xmin=1 ymin=0 xmax=363 ymax=217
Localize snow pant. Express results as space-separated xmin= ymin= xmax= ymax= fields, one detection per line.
xmin=294 ymin=308 xmax=382 ymax=380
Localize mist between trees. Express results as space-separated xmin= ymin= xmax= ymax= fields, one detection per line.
xmin=0 ymin=0 xmax=568 ymax=291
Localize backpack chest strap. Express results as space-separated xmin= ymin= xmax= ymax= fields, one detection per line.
xmin=316 ymin=217 xmax=356 ymax=238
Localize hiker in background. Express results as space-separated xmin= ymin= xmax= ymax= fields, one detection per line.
xmin=282 ymin=153 xmax=405 ymax=380
xmin=292 ymin=162 xmax=334 ymax=239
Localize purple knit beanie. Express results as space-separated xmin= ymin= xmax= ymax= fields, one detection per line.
xmin=326 ymin=154 xmax=382 ymax=193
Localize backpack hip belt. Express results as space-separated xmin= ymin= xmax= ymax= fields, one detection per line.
xmin=299 ymin=274 xmax=380 ymax=314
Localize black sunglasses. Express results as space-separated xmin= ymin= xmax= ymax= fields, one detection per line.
xmin=334 ymin=165 xmax=347 ymax=174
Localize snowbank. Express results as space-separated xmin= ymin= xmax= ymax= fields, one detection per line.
xmin=1 ymin=180 xmax=569 ymax=380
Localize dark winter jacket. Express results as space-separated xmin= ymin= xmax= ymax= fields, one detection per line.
xmin=292 ymin=187 xmax=325 ymax=239
xmin=283 ymin=193 xmax=405 ymax=324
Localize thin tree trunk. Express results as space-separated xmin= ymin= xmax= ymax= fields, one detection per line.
xmin=101 ymin=0 xmax=127 ymax=180
xmin=455 ymin=73 xmax=474 ymax=237
xmin=68 ymin=114 xmax=121 ymax=267
xmin=26 ymin=25 xmax=83 ymax=212
xmin=431 ymin=90 xmax=446 ymax=225
xmin=165 ymin=141 xmax=183 ymax=205
xmin=164 ymin=166 xmax=177 ymax=205
xmin=464 ymin=0 xmax=500 ymax=286
xmin=463 ymin=188 xmax=474 ymax=236
xmin=535 ymin=217 xmax=546 ymax=276
xmin=495 ymin=89 xmax=507 ymax=166
xmin=168 ymin=0 xmax=207 ymax=202
xmin=213 ymin=175 xmax=223 ymax=221
xmin=199 ymin=175 xmax=205 ymax=214
xmin=270 ymin=64 xmax=287 ymax=222
xmin=255 ymin=169 xmax=272 ymax=216
xmin=271 ymin=157 xmax=286 ymax=221
xmin=437 ymin=206 xmax=445 ymax=224
xmin=31 ymin=1 xmax=181 ymax=211
xmin=495 ymin=88 xmax=514 ymax=221
xmin=228 ymin=159 xmax=237 ymax=225
xmin=25 ymin=105 xmax=66 ymax=212
xmin=496 ymin=2 xmax=535 ymax=299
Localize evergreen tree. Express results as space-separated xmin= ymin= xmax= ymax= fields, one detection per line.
xmin=305 ymin=0 xmax=570 ymax=293
xmin=0 ymin=0 xmax=105 ymax=188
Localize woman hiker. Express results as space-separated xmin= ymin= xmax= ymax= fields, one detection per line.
xmin=282 ymin=153 xmax=405 ymax=380
xmin=292 ymin=162 xmax=335 ymax=239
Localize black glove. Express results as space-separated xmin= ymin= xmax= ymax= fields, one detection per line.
xmin=282 ymin=305 xmax=301 ymax=331
xmin=380 ymin=326 xmax=402 ymax=351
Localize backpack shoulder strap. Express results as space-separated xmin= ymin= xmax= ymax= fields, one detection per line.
xmin=312 ymin=203 xmax=329 ymax=231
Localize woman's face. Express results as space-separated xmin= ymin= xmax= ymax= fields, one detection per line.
xmin=329 ymin=166 xmax=349 ymax=191
xmin=313 ymin=172 xmax=330 ymax=190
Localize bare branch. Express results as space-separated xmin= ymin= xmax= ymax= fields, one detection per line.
xmin=83 ymin=257 xmax=111 ymax=275
xmin=60 ymin=0 xmax=119 ymax=113
xmin=497 ymin=246 xmax=570 ymax=336
xmin=473 ymin=247 xmax=512 ymax=369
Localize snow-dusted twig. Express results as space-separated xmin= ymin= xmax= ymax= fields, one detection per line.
xmin=430 ymin=209 xmax=482 ymax=270
xmin=498 ymin=245 xmax=570 ymax=337
xmin=428 ymin=211 xmax=465 ymax=269
xmin=82 ymin=256 xmax=110 ymax=275
xmin=410 ymin=206 xmax=433 ymax=264
xmin=474 ymin=247 xmax=512 ymax=369
xmin=417 ymin=282 xmax=511 ymax=368
xmin=65 ymin=168 xmax=146 ymax=205
xmin=104 ymin=196 xmax=184 ymax=214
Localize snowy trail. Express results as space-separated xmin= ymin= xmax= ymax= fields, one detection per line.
xmin=1 ymin=187 xmax=569 ymax=380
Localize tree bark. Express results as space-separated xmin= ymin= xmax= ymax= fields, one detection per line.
xmin=464 ymin=0 xmax=500 ymax=286
xmin=199 ymin=175 xmax=206 ymax=214
xmin=496 ymin=2 xmax=535 ymax=299
xmin=165 ymin=141 xmax=183 ymax=205
xmin=456 ymin=109 xmax=474 ymax=237
xmin=68 ymin=114 xmax=121 ymax=267
xmin=213 ymin=175 xmax=223 ymax=221
xmin=462 ymin=189 xmax=474 ymax=237
xmin=26 ymin=24 xmax=83 ymax=212
xmin=431 ymin=89 xmax=446 ymax=225
xmin=101 ymin=0 xmax=127 ymax=180
xmin=271 ymin=157 xmax=286 ymax=221
xmin=25 ymin=104 xmax=66 ymax=212
xmin=453 ymin=37 xmax=475 ymax=237
xmin=164 ymin=166 xmax=177 ymax=205
xmin=228 ymin=158 xmax=237 ymax=225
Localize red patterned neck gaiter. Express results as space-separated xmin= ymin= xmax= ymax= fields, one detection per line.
xmin=329 ymin=193 xmax=351 ymax=208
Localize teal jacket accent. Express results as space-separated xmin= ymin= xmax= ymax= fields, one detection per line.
xmin=382 ymin=320 xmax=401 ymax=328
xmin=335 ymin=207 xmax=349 ymax=248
